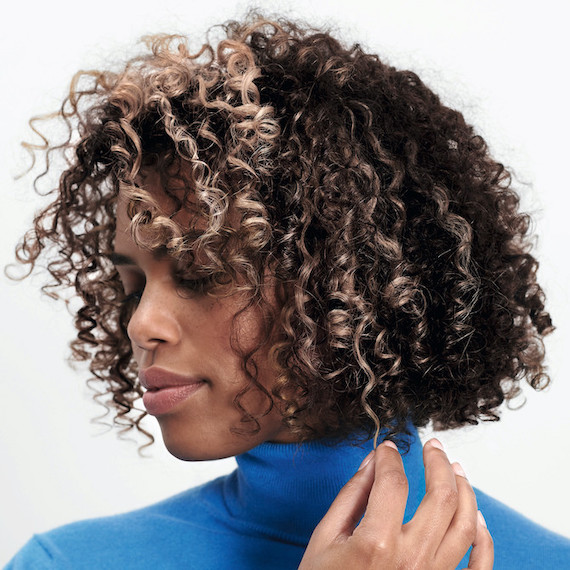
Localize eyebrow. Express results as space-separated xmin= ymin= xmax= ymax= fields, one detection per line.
xmin=109 ymin=246 xmax=172 ymax=267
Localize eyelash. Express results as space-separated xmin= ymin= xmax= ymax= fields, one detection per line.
xmin=177 ymin=275 xmax=216 ymax=295
xmin=119 ymin=276 xmax=215 ymax=306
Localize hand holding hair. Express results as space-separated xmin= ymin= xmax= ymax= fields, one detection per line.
xmin=299 ymin=439 xmax=493 ymax=569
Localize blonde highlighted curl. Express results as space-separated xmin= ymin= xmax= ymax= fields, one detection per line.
xmin=12 ymin=16 xmax=553 ymax=445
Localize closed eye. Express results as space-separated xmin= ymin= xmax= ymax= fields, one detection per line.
xmin=176 ymin=274 xmax=216 ymax=295
xmin=110 ymin=254 xmax=146 ymax=305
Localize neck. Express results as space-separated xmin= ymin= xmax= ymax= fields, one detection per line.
xmin=220 ymin=427 xmax=425 ymax=545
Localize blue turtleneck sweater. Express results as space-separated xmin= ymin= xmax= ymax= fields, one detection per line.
xmin=6 ymin=428 xmax=570 ymax=569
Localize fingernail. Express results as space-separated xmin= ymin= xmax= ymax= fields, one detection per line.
xmin=451 ymin=462 xmax=467 ymax=478
xmin=358 ymin=450 xmax=375 ymax=471
xmin=427 ymin=438 xmax=444 ymax=451
xmin=477 ymin=510 xmax=487 ymax=528
xmin=382 ymin=440 xmax=398 ymax=451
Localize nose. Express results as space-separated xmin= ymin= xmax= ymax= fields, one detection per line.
xmin=126 ymin=286 xmax=181 ymax=351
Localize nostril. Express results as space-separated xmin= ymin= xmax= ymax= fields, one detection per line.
xmin=127 ymin=310 xmax=179 ymax=349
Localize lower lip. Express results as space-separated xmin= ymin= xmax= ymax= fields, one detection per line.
xmin=142 ymin=383 xmax=205 ymax=416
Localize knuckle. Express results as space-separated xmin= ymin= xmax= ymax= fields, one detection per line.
xmin=369 ymin=538 xmax=395 ymax=564
xmin=431 ymin=484 xmax=458 ymax=509
xmin=456 ymin=518 xmax=477 ymax=543
xmin=372 ymin=537 xmax=392 ymax=554
xmin=357 ymin=530 xmax=395 ymax=562
xmin=379 ymin=468 xmax=409 ymax=491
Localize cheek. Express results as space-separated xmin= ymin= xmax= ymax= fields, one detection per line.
xmin=230 ymin=299 xmax=274 ymax=352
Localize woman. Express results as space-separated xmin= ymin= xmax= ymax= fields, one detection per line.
xmin=5 ymin=16 xmax=568 ymax=568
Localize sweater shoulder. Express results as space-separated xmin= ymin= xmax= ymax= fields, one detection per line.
xmin=472 ymin=487 xmax=570 ymax=569
xmin=4 ymin=475 xmax=302 ymax=570
xmin=4 ymin=535 xmax=66 ymax=570
xmin=5 ymin=478 xmax=227 ymax=569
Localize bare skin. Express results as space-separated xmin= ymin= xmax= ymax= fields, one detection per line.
xmin=116 ymin=172 xmax=493 ymax=568
xmin=300 ymin=439 xmax=493 ymax=569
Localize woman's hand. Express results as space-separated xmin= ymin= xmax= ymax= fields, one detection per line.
xmin=299 ymin=439 xmax=493 ymax=569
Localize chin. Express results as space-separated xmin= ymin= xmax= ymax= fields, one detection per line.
xmin=156 ymin=417 xmax=264 ymax=462
xmin=164 ymin=443 xmax=213 ymax=462
xmin=158 ymin=424 xmax=226 ymax=461
xmin=154 ymin=404 xmax=295 ymax=460
xmin=161 ymin=436 xmax=229 ymax=462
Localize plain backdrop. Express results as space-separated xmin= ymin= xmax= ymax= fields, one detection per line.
xmin=1 ymin=0 xmax=569 ymax=563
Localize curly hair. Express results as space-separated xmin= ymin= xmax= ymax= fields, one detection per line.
xmin=11 ymin=15 xmax=553 ymax=445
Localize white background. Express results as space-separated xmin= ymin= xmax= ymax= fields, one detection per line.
xmin=1 ymin=0 xmax=569 ymax=563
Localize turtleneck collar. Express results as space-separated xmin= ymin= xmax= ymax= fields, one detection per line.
xmin=221 ymin=426 xmax=426 ymax=546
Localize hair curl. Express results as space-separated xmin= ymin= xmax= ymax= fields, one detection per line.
xmin=11 ymin=15 xmax=553 ymax=445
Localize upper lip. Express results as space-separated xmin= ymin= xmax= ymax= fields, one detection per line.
xmin=139 ymin=367 xmax=204 ymax=391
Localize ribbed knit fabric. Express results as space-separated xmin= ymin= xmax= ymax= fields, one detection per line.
xmin=6 ymin=428 xmax=570 ymax=569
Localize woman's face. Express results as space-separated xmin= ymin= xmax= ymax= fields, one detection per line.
xmin=113 ymin=173 xmax=297 ymax=460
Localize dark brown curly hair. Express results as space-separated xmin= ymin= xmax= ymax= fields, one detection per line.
xmin=11 ymin=15 xmax=553 ymax=445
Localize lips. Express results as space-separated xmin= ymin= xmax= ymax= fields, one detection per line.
xmin=139 ymin=367 xmax=206 ymax=416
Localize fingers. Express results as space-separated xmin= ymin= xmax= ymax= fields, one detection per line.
xmin=302 ymin=438 xmax=494 ymax=570
xmin=435 ymin=462 xmax=478 ymax=568
xmin=406 ymin=438 xmax=460 ymax=548
xmin=313 ymin=440 xmax=409 ymax=545
xmin=409 ymin=440 xmax=493 ymax=569
xmin=311 ymin=448 xmax=377 ymax=541
xmin=355 ymin=440 xmax=409 ymax=542
xmin=465 ymin=511 xmax=494 ymax=569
